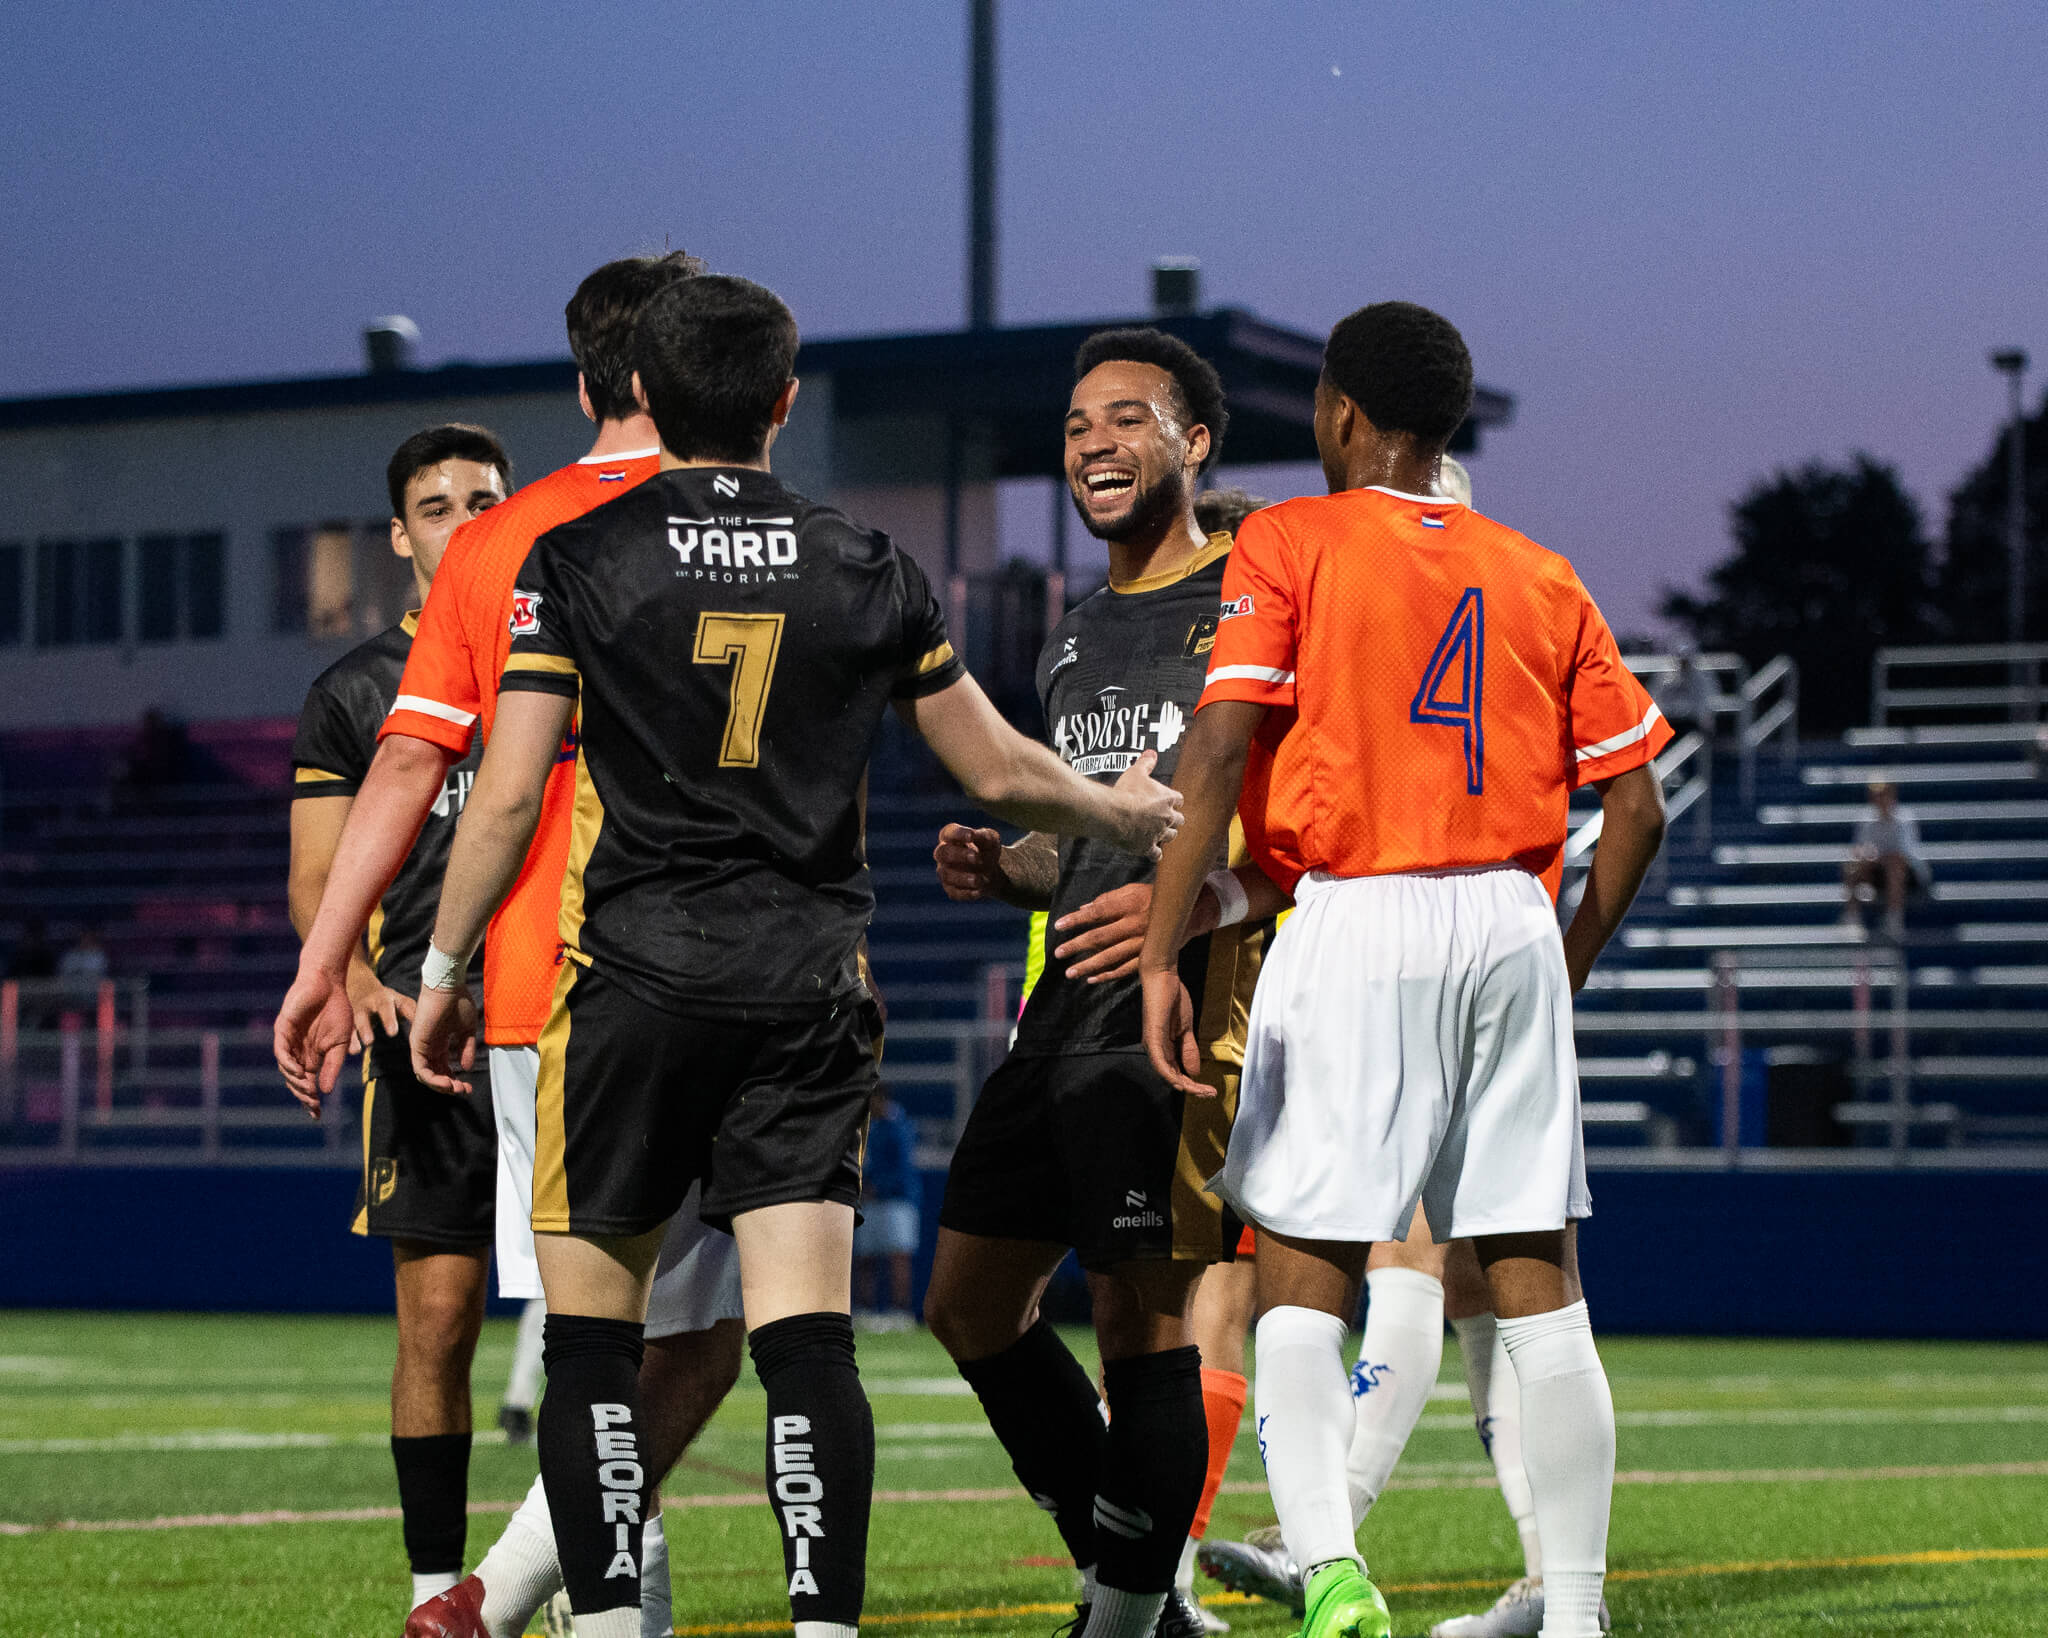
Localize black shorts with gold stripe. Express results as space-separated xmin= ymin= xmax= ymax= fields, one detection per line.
xmin=938 ymin=1050 xmax=1244 ymax=1270
xmin=532 ymin=960 xmax=877 ymax=1238
xmin=352 ymin=1034 xmax=496 ymax=1249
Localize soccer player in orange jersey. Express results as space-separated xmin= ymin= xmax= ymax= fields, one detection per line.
xmin=1140 ymin=302 xmax=1669 ymax=1638
xmin=275 ymin=252 xmax=740 ymax=1638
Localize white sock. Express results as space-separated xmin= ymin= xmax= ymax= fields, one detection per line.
xmin=410 ymin=1570 xmax=460 ymax=1609
xmin=1453 ymin=1314 xmax=1541 ymax=1580
xmin=1080 ymin=1562 xmax=1100 ymax=1603
xmin=793 ymin=1625 xmax=858 ymax=1638
xmin=1085 ymin=1584 xmax=1167 ymax=1637
xmin=1344 ymin=1267 xmax=1445 ymax=1526
xmin=1497 ymin=1302 xmax=1613 ymax=1638
xmin=1175 ymin=1534 xmax=1198 ymax=1596
xmin=575 ymin=1611 xmax=640 ymax=1638
xmin=1253 ymin=1306 xmax=1362 ymax=1577
xmin=476 ymin=1473 xmax=564 ymax=1638
xmin=505 ymin=1298 xmax=547 ymax=1411
xmin=640 ymin=1512 xmax=671 ymax=1638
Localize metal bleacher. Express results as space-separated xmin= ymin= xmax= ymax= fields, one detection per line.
xmin=4 ymin=642 xmax=2044 ymax=1167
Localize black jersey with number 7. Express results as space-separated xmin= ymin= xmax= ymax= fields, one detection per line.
xmin=500 ymin=466 xmax=963 ymax=1021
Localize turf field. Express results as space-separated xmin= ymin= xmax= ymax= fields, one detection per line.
xmin=1 ymin=1312 xmax=2044 ymax=1637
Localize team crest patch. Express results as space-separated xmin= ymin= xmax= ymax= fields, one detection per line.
xmin=1219 ymin=594 xmax=1254 ymax=621
xmin=508 ymin=591 xmax=543 ymax=636
xmin=1183 ymin=614 xmax=1218 ymax=657
xmin=370 ymin=1158 xmax=398 ymax=1206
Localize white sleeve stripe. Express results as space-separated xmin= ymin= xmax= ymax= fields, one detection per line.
xmin=389 ymin=694 xmax=478 ymax=727
xmin=1575 ymin=701 xmax=1665 ymax=763
xmin=1204 ymin=664 xmax=1296 ymax=689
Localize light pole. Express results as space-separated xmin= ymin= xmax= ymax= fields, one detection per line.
xmin=1990 ymin=348 xmax=2029 ymax=649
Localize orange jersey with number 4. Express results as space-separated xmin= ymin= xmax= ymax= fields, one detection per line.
xmin=381 ymin=449 xmax=660 ymax=1043
xmin=1200 ymin=485 xmax=1670 ymax=901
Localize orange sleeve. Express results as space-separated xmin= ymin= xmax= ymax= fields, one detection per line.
xmin=1565 ymin=579 xmax=1673 ymax=787
xmin=1199 ymin=510 xmax=1298 ymax=710
xmin=382 ymin=527 xmax=483 ymax=754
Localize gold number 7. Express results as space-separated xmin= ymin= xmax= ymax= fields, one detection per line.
xmin=693 ymin=611 xmax=785 ymax=768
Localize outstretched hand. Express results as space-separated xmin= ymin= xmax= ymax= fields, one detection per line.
xmin=1142 ymin=966 xmax=1211 ymax=1097
xmin=1111 ymin=750 xmax=1183 ymax=860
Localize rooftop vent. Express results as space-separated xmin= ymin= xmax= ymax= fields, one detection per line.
xmin=1151 ymin=259 xmax=1200 ymax=317
xmin=363 ymin=316 xmax=421 ymax=375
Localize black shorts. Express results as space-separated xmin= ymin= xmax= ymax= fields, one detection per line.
xmin=352 ymin=1036 xmax=496 ymax=1250
xmin=939 ymin=1050 xmax=1243 ymax=1270
xmin=533 ymin=960 xmax=877 ymax=1237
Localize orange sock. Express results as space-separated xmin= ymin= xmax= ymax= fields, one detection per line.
xmin=1190 ymin=1366 xmax=1248 ymax=1538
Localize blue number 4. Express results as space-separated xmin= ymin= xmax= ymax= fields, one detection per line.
xmin=1410 ymin=588 xmax=1485 ymax=794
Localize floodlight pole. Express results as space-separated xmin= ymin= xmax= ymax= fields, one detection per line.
xmin=968 ymin=0 xmax=998 ymax=330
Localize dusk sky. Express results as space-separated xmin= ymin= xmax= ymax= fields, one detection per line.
xmin=5 ymin=0 xmax=2044 ymax=632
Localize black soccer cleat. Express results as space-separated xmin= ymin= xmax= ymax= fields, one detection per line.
xmin=496 ymin=1403 xmax=533 ymax=1445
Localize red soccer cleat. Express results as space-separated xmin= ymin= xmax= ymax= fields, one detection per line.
xmin=404 ymin=1574 xmax=489 ymax=1638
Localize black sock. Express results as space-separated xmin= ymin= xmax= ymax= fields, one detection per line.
xmin=390 ymin=1432 xmax=471 ymax=1576
xmin=956 ymin=1318 xmax=1108 ymax=1573
xmin=1095 ymin=1346 xmax=1207 ymax=1594
xmin=538 ymin=1313 xmax=649 ymax=1617
xmin=749 ymin=1311 xmax=874 ymax=1629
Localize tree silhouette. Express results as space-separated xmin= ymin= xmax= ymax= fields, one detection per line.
xmin=1936 ymin=390 xmax=2048 ymax=644
xmin=1662 ymin=455 xmax=1937 ymax=733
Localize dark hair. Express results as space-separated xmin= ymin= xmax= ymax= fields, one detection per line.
xmin=565 ymin=251 xmax=708 ymax=422
xmin=1193 ymin=487 xmax=1270 ymax=538
xmin=385 ymin=423 xmax=511 ymax=519
xmin=634 ymin=275 xmax=800 ymax=464
xmin=1073 ymin=327 xmax=1228 ymax=471
xmin=1322 ymin=302 xmax=1473 ymax=447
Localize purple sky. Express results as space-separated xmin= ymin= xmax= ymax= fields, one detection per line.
xmin=5 ymin=1 xmax=2044 ymax=632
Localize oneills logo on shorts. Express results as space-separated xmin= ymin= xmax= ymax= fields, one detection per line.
xmin=1112 ymin=1188 xmax=1165 ymax=1230
xmin=508 ymin=591 xmax=543 ymax=636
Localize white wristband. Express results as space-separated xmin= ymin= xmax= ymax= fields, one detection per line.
xmin=1205 ymin=868 xmax=1249 ymax=928
xmin=420 ymin=940 xmax=465 ymax=993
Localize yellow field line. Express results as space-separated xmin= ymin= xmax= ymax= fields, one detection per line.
xmin=670 ymin=1545 xmax=2048 ymax=1634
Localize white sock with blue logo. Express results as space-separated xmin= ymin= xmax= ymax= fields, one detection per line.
xmin=1344 ymin=1266 xmax=1445 ymax=1527
xmin=1252 ymin=1306 xmax=1359 ymax=1578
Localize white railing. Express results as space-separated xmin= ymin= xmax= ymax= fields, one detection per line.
xmin=1738 ymin=654 xmax=1800 ymax=804
xmin=1619 ymin=650 xmax=1799 ymax=815
xmin=1565 ymin=729 xmax=1713 ymax=881
xmin=1870 ymin=642 xmax=2048 ymax=726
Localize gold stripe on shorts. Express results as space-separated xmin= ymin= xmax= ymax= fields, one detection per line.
xmin=1171 ymin=1060 xmax=1239 ymax=1262
xmin=531 ymin=960 xmax=578 ymax=1233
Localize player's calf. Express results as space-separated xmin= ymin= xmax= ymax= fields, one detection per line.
xmin=537 ymin=1313 xmax=652 ymax=1638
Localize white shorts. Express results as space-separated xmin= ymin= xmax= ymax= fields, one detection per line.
xmin=488 ymin=1045 xmax=744 ymax=1333
xmin=1217 ymin=866 xmax=1591 ymax=1244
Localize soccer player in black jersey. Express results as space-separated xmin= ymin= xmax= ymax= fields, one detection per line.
xmin=406 ymin=277 xmax=1183 ymax=1638
xmin=924 ymin=330 xmax=1290 ymax=1638
xmin=287 ymin=422 xmax=508 ymax=1617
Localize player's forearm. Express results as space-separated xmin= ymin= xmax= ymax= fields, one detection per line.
xmin=994 ymin=832 xmax=1059 ymax=910
xmin=1141 ymin=704 xmax=1256 ymax=974
xmin=296 ymin=738 xmax=453 ymax=978
xmin=1562 ymin=764 xmax=1667 ymax=991
xmin=1233 ymin=860 xmax=1292 ymax=923
xmin=975 ymin=737 xmax=1130 ymax=842
xmin=430 ymin=785 xmax=543 ymax=965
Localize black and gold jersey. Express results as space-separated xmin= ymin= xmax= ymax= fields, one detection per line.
xmin=289 ymin=614 xmax=481 ymax=996
xmin=500 ymin=465 xmax=964 ymax=1021
xmin=1011 ymin=532 xmax=1269 ymax=1064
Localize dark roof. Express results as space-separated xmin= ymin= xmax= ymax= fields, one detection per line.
xmin=0 ymin=307 xmax=1513 ymax=464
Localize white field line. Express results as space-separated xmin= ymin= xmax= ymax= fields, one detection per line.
xmin=7 ymin=1460 xmax=2047 ymax=1537
xmin=7 ymin=1401 xmax=2048 ymax=1458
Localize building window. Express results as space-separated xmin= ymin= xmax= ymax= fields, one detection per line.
xmin=34 ymin=538 xmax=124 ymax=647
xmin=0 ymin=543 xmax=21 ymax=646
xmin=271 ymin=522 xmax=413 ymax=638
xmin=137 ymin=533 xmax=225 ymax=643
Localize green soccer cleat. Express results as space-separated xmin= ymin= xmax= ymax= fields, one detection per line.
xmin=1299 ymin=1560 xmax=1391 ymax=1638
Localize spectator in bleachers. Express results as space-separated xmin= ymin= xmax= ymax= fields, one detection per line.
xmin=854 ymin=1086 xmax=921 ymax=1330
xmin=1841 ymin=781 xmax=1928 ymax=939
xmin=1657 ymin=645 xmax=1719 ymax=740
xmin=57 ymin=925 xmax=109 ymax=1010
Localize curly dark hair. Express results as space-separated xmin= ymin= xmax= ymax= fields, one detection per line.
xmin=1322 ymin=301 xmax=1472 ymax=447
xmin=565 ymin=250 xmax=708 ymax=422
xmin=1073 ymin=327 xmax=1227 ymax=471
